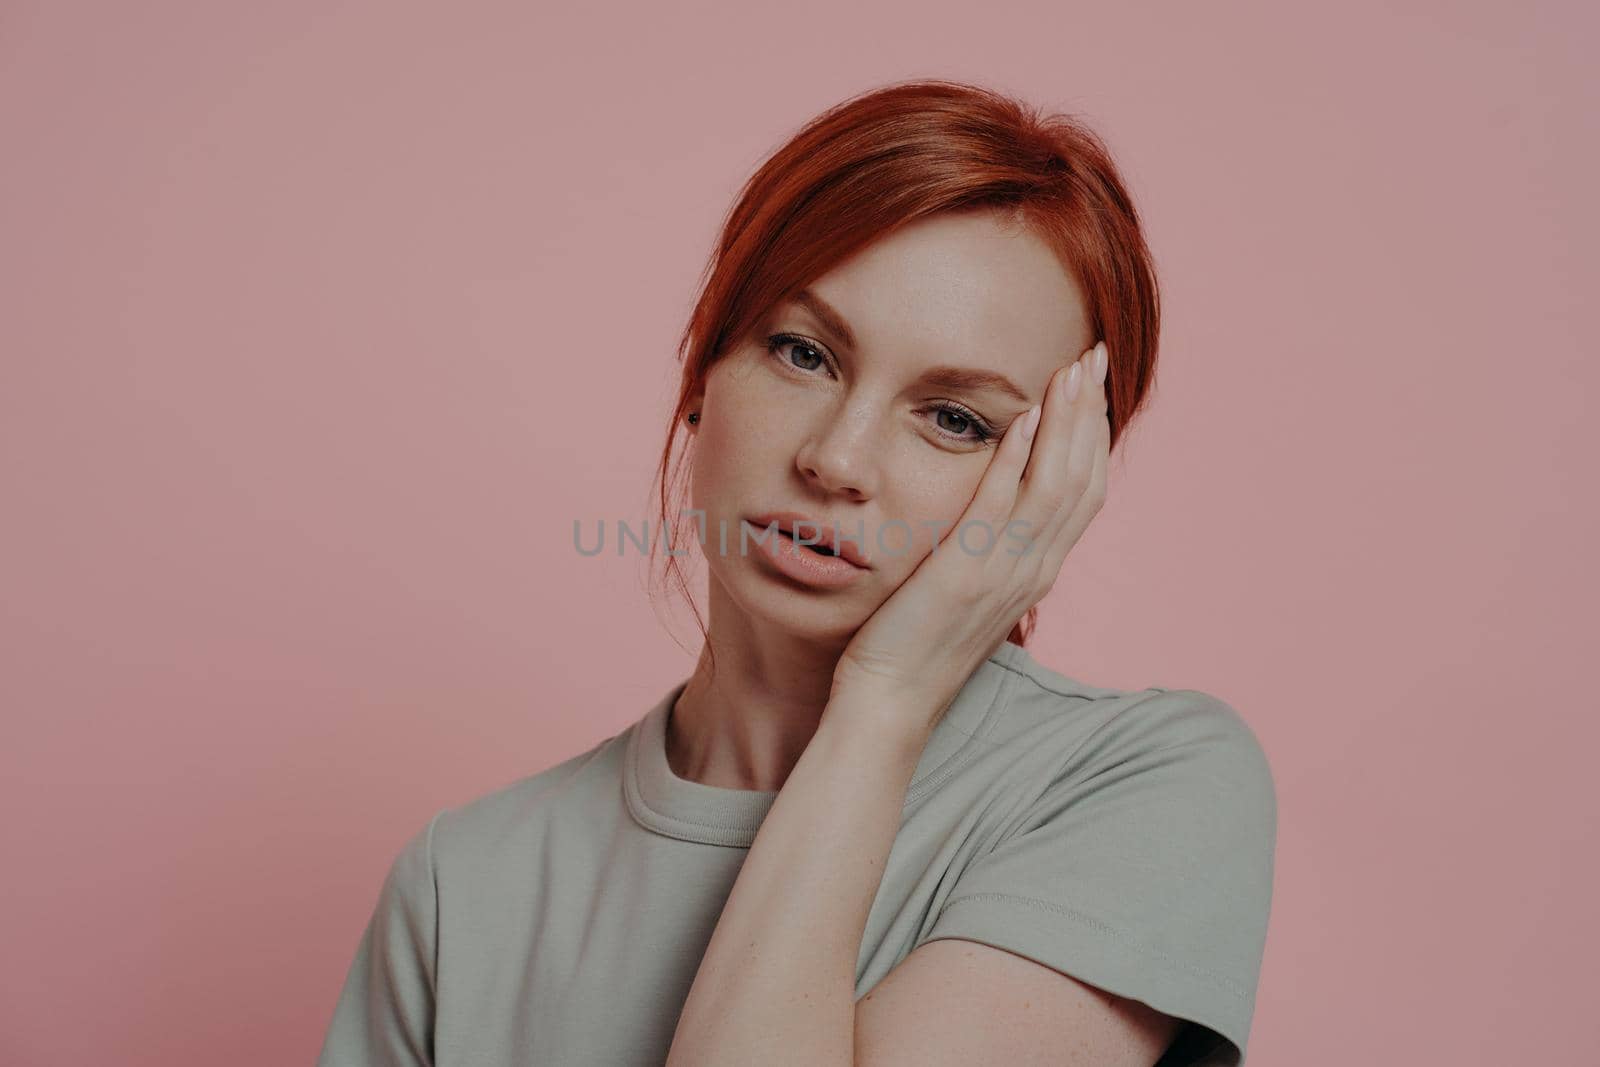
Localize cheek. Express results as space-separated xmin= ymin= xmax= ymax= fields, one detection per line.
xmin=695 ymin=408 xmax=789 ymax=485
xmin=698 ymin=375 xmax=815 ymax=476
xmin=869 ymin=474 xmax=982 ymax=570
xmin=688 ymin=385 xmax=796 ymax=510
xmin=705 ymin=354 xmax=797 ymax=440
xmin=899 ymin=468 xmax=980 ymax=532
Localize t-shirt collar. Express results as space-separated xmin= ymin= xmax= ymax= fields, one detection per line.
xmin=623 ymin=641 xmax=1029 ymax=846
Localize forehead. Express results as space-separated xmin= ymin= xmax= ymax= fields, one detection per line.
xmin=797 ymin=210 xmax=1092 ymax=388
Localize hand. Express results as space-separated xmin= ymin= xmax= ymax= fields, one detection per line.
xmin=831 ymin=340 xmax=1112 ymax=731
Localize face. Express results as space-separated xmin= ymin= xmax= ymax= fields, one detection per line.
xmin=686 ymin=208 xmax=1094 ymax=647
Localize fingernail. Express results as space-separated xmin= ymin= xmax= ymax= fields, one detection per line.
xmin=1066 ymin=361 xmax=1083 ymax=402
xmin=1021 ymin=404 xmax=1041 ymax=440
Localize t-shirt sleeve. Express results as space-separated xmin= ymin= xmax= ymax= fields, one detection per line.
xmin=316 ymin=810 xmax=445 ymax=1067
xmin=917 ymin=689 xmax=1277 ymax=1067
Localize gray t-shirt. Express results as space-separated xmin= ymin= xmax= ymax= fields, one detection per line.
xmin=316 ymin=640 xmax=1276 ymax=1066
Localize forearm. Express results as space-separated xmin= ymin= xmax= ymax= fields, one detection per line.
xmin=665 ymin=689 xmax=933 ymax=1067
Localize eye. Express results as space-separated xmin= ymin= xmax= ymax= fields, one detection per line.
xmin=765 ymin=332 xmax=829 ymax=374
xmin=763 ymin=332 xmax=999 ymax=448
xmin=927 ymin=402 xmax=998 ymax=445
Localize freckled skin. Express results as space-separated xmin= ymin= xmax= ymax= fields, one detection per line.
xmin=686 ymin=209 xmax=1094 ymax=654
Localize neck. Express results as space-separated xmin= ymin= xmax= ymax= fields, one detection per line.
xmin=666 ymin=588 xmax=850 ymax=792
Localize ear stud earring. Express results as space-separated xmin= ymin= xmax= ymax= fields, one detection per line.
xmin=687 ymin=412 xmax=700 ymax=425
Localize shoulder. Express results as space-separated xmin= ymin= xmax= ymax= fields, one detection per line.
xmin=427 ymin=728 xmax=630 ymax=866
xmin=984 ymin=642 xmax=1275 ymax=813
xmin=915 ymin=645 xmax=1280 ymax=1062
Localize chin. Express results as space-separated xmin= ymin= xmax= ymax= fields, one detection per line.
xmin=718 ymin=560 xmax=871 ymax=642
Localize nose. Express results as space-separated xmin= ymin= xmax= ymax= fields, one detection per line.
xmin=795 ymin=410 xmax=881 ymax=501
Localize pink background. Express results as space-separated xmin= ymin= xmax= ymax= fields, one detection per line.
xmin=2 ymin=3 xmax=1594 ymax=1063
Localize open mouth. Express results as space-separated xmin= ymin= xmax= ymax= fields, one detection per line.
xmin=779 ymin=529 xmax=842 ymax=557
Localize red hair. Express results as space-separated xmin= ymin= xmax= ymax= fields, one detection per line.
xmin=648 ymin=78 xmax=1162 ymax=660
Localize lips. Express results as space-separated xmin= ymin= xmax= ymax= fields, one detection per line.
xmin=744 ymin=511 xmax=870 ymax=568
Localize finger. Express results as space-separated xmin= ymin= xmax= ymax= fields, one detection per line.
xmin=1057 ymin=349 xmax=1106 ymax=504
xmin=1040 ymin=403 xmax=1110 ymax=579
xmin=954 ymin=400 xmax=1041 ymax=554
xmin=1013 ymin=343 xmax=1099 ymax=548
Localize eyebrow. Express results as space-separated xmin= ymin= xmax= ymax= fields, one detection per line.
xmin=788 ymin=288 xmax=1032 ymax=405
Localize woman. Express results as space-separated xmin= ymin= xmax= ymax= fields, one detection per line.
xmin=317 ymin=79 xmax=1277 ymax=1067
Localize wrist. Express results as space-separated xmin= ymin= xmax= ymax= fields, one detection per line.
xmin=820 ymin=683 xmax=946 ymax=756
